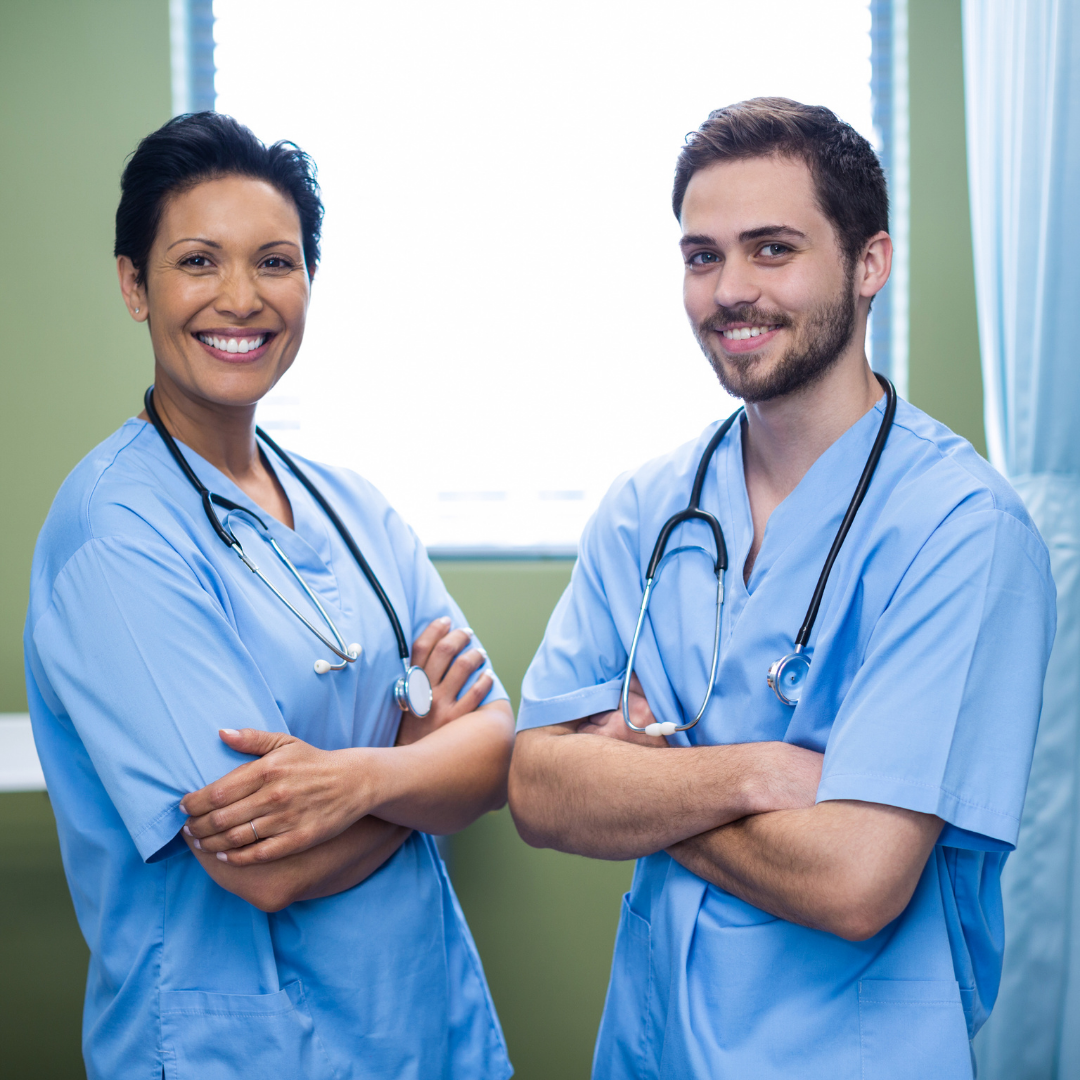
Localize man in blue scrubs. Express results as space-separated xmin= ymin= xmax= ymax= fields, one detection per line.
xmin=509 ymin=98 xmax=1056 ymax=1078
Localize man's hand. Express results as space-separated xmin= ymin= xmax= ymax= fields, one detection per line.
xmin=577 ymin=674 xmax=669 ymax=747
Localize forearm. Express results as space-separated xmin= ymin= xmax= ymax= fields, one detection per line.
xmin=667 ymin=800 xmax=943 ymax=940
xmin=186 ymin=815 xmax=412 ymax=912
xmin=509 ymin=726 xmax=798 ymax=860
xmin=360 ymin=700 xmax=514 ymax=834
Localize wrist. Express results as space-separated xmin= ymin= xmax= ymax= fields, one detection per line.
xmin=340 ymin=746 xmax=387 ymax=822
xmin=726 ymin=741 xmax=779 ymax=818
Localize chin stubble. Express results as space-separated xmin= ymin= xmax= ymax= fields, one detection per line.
xmin=695 ymin=283 xmax=857 ymax=404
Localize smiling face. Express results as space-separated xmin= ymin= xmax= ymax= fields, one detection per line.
xmin=680 ymin=155 xmax=862 ymax=404
xmin=119 ymin=174 xmax=311 ymax=415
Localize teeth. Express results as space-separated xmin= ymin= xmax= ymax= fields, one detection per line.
xmin=722 ymin=326 xmax=774 ymax=340
xmin=198 ymin=334 xmax=266 ymax=352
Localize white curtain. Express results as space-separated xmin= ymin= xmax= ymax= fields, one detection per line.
xmin=964 ymin=2 xmax=1080 ymax=1076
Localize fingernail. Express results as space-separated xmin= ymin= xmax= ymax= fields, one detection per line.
xmin=192 ymin=838 xmax=202 ymax=850
xmin=182 ymin=825 xmax=192 ymax=836
xmin=459 ymin=626 xmax=474 ymax=636
xmin=220 ymin=728 xmax=240 ymax=736
xmin=438 ymin=616 xmax=452 ymax=626
xmin=179 ymin=802 xmax=188 ymax=815
xmin=216 ymin=852 xmax=228 ymax=862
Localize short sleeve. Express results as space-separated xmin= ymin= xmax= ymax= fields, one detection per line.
xmin=517 ymin=487 xmax=637 ymax=730
xmin=817 ymin=508 xmax=1056 ymax=849
xmin=29 ymin=535 xmax=291 ymax=863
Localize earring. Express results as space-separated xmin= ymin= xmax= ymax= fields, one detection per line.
xmin=135 ymin=307 xmax=140 ymax=314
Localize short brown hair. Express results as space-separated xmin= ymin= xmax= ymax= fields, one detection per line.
xmin=672 ymin=97 xmax=888 ymax=267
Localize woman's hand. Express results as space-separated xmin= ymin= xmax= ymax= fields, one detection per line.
xmin=395 ymin=616 xmax=494 ymax=746
xmin=180 ymin=731 xmax=373 ymax=864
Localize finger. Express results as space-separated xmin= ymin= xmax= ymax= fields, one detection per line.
xmin=190 ymin=816 xmax=271 ymax=853
xmin=213 ymin=837 xmax=289 ymax=866
xmin=183 ymin=791 xmax=275 ymax=839
xmin=410 ymin=616 xmax=452 ymax=669
xmin=214 ymin=832 xmax=311 ymax=866
xmin=180 ymin=758 xmax=266 ymax=818
xmin=424 ymin=628 xmax=476 ymax=686
xmin=435 ymin=647 xmax=487 ymax=701
xmin=452 ymin=668 xmax=494 ymax=715
xmin=218 ymin=727 xmax=295 ymax=758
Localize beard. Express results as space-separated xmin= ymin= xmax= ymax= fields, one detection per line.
xmin=693 ymin=280 xmax=857 ymax=404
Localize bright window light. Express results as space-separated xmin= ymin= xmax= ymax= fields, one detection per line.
xmin=214 ymin=0 xmax=873 ymax=551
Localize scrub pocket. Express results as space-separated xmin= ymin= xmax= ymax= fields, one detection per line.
xmin=595 ymin=894 xmax=657 ymax=1080
xmin=160 ymin=982 xmax=338 ymax=1080
xmin=858 ymin=979 xmax=973 ymax=1080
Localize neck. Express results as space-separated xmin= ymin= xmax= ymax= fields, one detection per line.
xmin=741 ymin=349 xmax=882 ymax=503
xmin=141 ymin=370 xmax=262 ymax=484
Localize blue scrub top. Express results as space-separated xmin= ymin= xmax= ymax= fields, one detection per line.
xmin=24 ymin=419 xmax=513 ymax=1080
xmin=519 ymin=397 xmax=1055 ymax=1080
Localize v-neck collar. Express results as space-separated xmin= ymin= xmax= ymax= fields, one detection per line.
xmin=134 ymin=417 xmax=338 ymax=575
xmin=722 ymin=396 xmax=887 ymax=597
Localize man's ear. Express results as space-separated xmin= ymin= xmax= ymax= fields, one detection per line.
xmin=857 ymin=231 xmax=892 ymax=301
xmin=117 ymin=256 xmax=148 ymax=322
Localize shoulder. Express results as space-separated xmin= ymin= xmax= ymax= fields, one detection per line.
xmin=588 ymin=418 xmax=735 ymax=541
xmin=27 ymin=420 xmax=193 ymax=637
xmin=271 ymin=447 xmax=407 ymax=538
xmin=887 ymin=400 xmax=1037 ymax=523
xmin=33 ymin=420 xmax=164 ymax=573
xmin=267 ymin=445 xmax=427 ymax=573
xmin=882 ymin=400 xmax=1050 ymax=577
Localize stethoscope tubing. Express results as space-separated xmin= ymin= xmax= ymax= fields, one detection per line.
xmin=623 ymin=373 xmax=896 ymax=728
xmin=622 ymin=408 xmax=744 ymax=735
xmin=142 ymin=386 xmax=415 ymax=680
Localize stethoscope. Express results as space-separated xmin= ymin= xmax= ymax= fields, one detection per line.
xmin=623 ymin=373 xmax=896 ymax=737
xmin=144 ymin=387 xmax=434 ymax=717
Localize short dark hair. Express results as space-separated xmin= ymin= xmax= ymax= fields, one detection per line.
xmin=114 ymin=112 xmax=323 ymax=284
xmin=672 ymin=97 xmax=888 ymax=267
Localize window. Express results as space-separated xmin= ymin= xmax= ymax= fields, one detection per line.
xmin=199 ymin=0 xmax=883 ymax=552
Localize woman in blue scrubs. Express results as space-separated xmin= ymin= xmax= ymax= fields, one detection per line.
xmin=23 ymin=113 xmax=514 ymax=1080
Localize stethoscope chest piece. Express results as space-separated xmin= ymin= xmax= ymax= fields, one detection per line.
xmin=394 ymin=665 xmax=433 ymax=717
xmin=767 ymin=650 xmax=811 ymax=706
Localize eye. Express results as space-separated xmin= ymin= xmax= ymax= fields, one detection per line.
xmin=687 ymin=251 xmax=721 ymax=267
xmin=758 ymin=243 xmax=792 ymax=258
xmin=179 ymin=253 xmax=213 ymax=269
xmin=261 ymin=255 xmax=296 ymax=271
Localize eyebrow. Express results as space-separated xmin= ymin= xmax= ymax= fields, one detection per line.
xmin=165 ymin=238 xmax=301 ymax=251
xmin=678 ymin=225 xmax=808 ymax=248
xmin=167 ymin=236 xmax=222 ymax=251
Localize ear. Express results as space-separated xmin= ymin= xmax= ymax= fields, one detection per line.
xmin=117 ymin=256 xmax=149 ymax=322
xmin=856 ymin=231 xmax=892 ymax=301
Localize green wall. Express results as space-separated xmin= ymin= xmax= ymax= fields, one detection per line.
xmin=436 ymin=562 xmax=634 ymax=1077
xmin=0 ymin=2 xmax=985 ymax=1078
xmin=907 ymin=0 xmax=985 ymax=454
xmin=0 ymin=0 xmax=172 ymax=711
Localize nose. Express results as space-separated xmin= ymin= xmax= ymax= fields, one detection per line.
xmin=711 ymin=258 xmax=761 ymax=313
xmin=215 ymin=267 xmax=264 ymax=320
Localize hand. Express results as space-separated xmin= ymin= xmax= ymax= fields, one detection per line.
xmin=740 ymin=741 xmax=825 ymax=815
xmin=180 ymin=729 xmax=373 ymax=865
xmin=577 ymin=674 xmax=670 ymax=748
xmin=396 ymin=616 xmax=494 ymax=746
